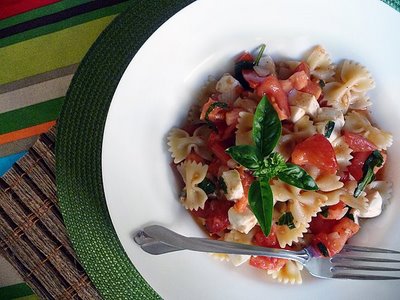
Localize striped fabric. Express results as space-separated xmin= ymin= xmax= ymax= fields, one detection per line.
xmin=0 ymin=0 xmax=131 ymax=173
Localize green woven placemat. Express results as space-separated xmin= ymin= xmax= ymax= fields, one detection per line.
xmin=56 ymin=1 xmax=399 ymax=299
xmin=56 ymin=1 xmax=194 ymax=299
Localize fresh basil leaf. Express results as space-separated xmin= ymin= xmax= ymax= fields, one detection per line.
xmin=317 ymin=242 xmax=330 ymax=257
xmin=234 ymin=60 xmax=254 ymax=91
xmin=320 ymin=206 xmax=329 ymax=218
xmin=254 ymin=152 xmax=286 ymax=178
xmin=277 ymin=212 xmax=296 ymax=229
xmin=205 ymin=102 xmax=228 ymax=121
xmin=254 ymin=44 xmax=266 ymax=66
xmin=226 ymin=145 xmax=262 ymax=170
xmin=252 ymin=96 xmax=282 ymax=157
xmin=324 ymin=121 xmax=335 ymax=138
xmin=197 ymin=178 xmax=215 ymax=195
xmin=248 ymin=179 xmax=273 ymax=236
xmin=354 ymin=150 xmax=384 ymax=197
xmin=277 ymin=163 xmax=318 ymax=190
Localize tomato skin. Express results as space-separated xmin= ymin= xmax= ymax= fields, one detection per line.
xmin=236 ymin=52 xmax=254 ymax=62
xmin=343 ymin=131 xmax=377 ymax=152
xmin=256 ymin=75 xmax=291 ymax=120
xmin=291 ymin=134 xmax=338 ymax=174
xmin=347 ymin=151 xmax=371 ymax=181
xmin=200 ymin=98 xmax=226 ymax=122
xmin=320 ymin=201 xmax=347 ymax=220
xmin=253 ymin=225 xmax=279 ymax=248
xmin=294 ymin=61 xmax=311 ymax=76
xmin=309 ymin=215 xmax=339 ymax=235
xmin=249 ymin=255 xmax=287 ymax=271
xmin=210 ymin=143 xmax=232 ymax=166
xmin=191 ymin=198 xmax=233 ymax=234
xmin=301 ymin=80 xmax=322 ymax=99
xmin=312 ymin=217 xmax=359 ymax=257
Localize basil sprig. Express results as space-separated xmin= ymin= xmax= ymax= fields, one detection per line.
xmin=354 ymin=150 xmax=384 ymax=197
xmin=226 ymin=96 xmax=318 ymax=236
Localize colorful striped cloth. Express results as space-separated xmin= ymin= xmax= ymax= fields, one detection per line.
xmin=0 ymin=0 xmax=132 ymax=174
xmin=0 ymin=0 xmax=132 ymax=297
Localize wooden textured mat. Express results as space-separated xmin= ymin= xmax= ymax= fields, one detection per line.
xmin=0 ymin=127 xmax=101 ymax=299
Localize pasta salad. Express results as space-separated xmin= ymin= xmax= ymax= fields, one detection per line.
xmin=167 ymin=45 xmax=393 ymax=284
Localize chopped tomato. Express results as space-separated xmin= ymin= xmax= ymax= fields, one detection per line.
xmin=233 ymin=168 xmax=254 ymax=212
xmin=309 ymin=215 xmax=339 ymax=235
xmin=291 ymin=134 xmax=338 ymax=174
xmin=242 ymin=70 xmax=266 ymax=89
xmin=249 ymin=255 xmax=287 ymax=271
xmin=185 ymin=151 xmax=205 ymax=164
xmin=301 ymin=80 xmax=322 ymax=99
xmin=191 ymin=198 xmax=233 ymax=234
xmin=253 ymin=225 xmax=279 ymax=248
xmin=200 ymin=98 xmax=226 ymax=122
xmin=236 ymin=52 xmax=254 ymax=62
xmin=294 ymin=62 xmax=311 ymax=76
xmin=320 ymin=201 xmax=347 ymax=220
xmin=347 ymin=151 xmax=371 ymax=181
xmin=208 ymin=158 xmax=222 ymax=178
xmin=210 ymin=142 xmax=231 ymax=166
xmin=343 ymin=131 xmax=377 ymax=152
xmin=256 ymin=75 xmax=291 ymax=120
xmin=312 ymin=217 xmax=359 ymax=257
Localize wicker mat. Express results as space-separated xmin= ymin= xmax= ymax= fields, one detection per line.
xmin=0 ymin=127 xmax=101 ymax=300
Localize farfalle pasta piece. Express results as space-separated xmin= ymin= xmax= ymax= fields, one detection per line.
xmin=177 ymin=160 xmax=208 ymax=210
xmin=236 ymin=111 xmax=254 ymax=146
xmin=306 ymin=45 xmax=335 ymax=82
xmin=339 ymin=181 xmax=369 ymax=213
xmin=348 ymin=92 xmax=372 ymax=110
xmin=331 ymin=136 xmax=353 ymax=170
xmin=275 ymin=221 xmax=309 ymax=248
xmin=168 ymin=126 xmax=212 ymax=163
xmin=344 ymin=111 xmax=393 ymax=150
xmin=267 ymin=260 xmax=304 ymax=284
xmin=324 ymin=60 xmax=375 ymax=112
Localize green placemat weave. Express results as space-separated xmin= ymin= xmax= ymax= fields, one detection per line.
xmin=56 ymin=0 xmax=399 ymax=299
xmin=56 ymin=1 xmax=194 ymax=299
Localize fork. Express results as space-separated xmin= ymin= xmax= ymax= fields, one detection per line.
xmin=134 ymin=225 xmax=400 ymax=280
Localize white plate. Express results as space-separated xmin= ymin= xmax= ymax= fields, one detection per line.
xmin=102 ymin=0 xmax=400 ymax=298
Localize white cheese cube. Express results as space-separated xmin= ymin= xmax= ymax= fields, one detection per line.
xmin=228 ymin=207 xmax=257 ymax=234
xmin=359 ymin=191 xmax=383 ymax=218
xmin=216 ymin=73 xmax=240 ymax=94
xmin=221 ymin=170 xmax=244 ymax=201
xmin=315 ymin=107 xmax=345 ymax=129
xmin=289 ymin=106 xmax=306 ymax=123
xmin=228 ymin=254 xmax=250 ymax=267
xmin=288 ymin=90 xmax=320 ymax=118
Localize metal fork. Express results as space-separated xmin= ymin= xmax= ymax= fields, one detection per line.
xmin=134 ymin=225 xmax=400 ymax=280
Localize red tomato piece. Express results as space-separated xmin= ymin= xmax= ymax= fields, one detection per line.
xmin=200 ymin=98 xmax=226 ymax=122
xmin=225 ymin=108 xmax=244 ymax=126
xmin=236 ymin=52 xmax=254 ymax=62
xmin=332 ymin=217 xmax=360 ymax=237
xmin=301 ymin=80 xmax=322 ymax=99
xmin=253 ymin=225 xmax=279 ymax=248
xmin=294 ymin=61 xmax=311 ymax=76
xmin=347 ymin=151 xmax=371 ymax=181
xmin=249 ymin=255 xmax=287 ymax=271
xmin=210 ymin=142 xmax=231 ymax=166
xmin=320 ymin=201 xmax=347 ymax=220
xmin=343 ymin=131 xmax=377 ymax=152
xmin=256 ymin=75 xmax=291 ymax=120
xmin=309 ymin=215 xmax=339 ymax=235
xmin=291 ymin=134 xmax=338 ymax=174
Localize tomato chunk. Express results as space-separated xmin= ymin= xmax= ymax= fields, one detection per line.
xmin=343 ymin=131 xmax=377 ymax=152
xmin=347 ymin=151 xmax=371 ymax=181
xmin=253 ymin=225 xmax=279 ymax=248
xmin=291 ymin=134 xmax=338 ymax=174
xmin=256 ymin=75 xmax=291 ymax=120
xmin=200 ymin=98 xmax=226 ymax=122
xmin=249 ymin=255 xmax=287 ymax=271
xmin=320 ymin=202 xmax=347 ymax=220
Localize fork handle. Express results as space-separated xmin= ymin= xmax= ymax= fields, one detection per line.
xmin=136 ymin=225 xmax=310 ymax=265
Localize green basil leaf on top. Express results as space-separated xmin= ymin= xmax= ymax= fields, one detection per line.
xmin=252 ymin=95 xmax=282 ymax=157
xmin=277 ymin=163 xmax=318 ymax=190
xmin=354 ymin=150 xmax=384 ymax=197
xmin=226 ymin=145 xmax=262 ymax=170
xmin=248 ymin=179 xmax=273 ymax=236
